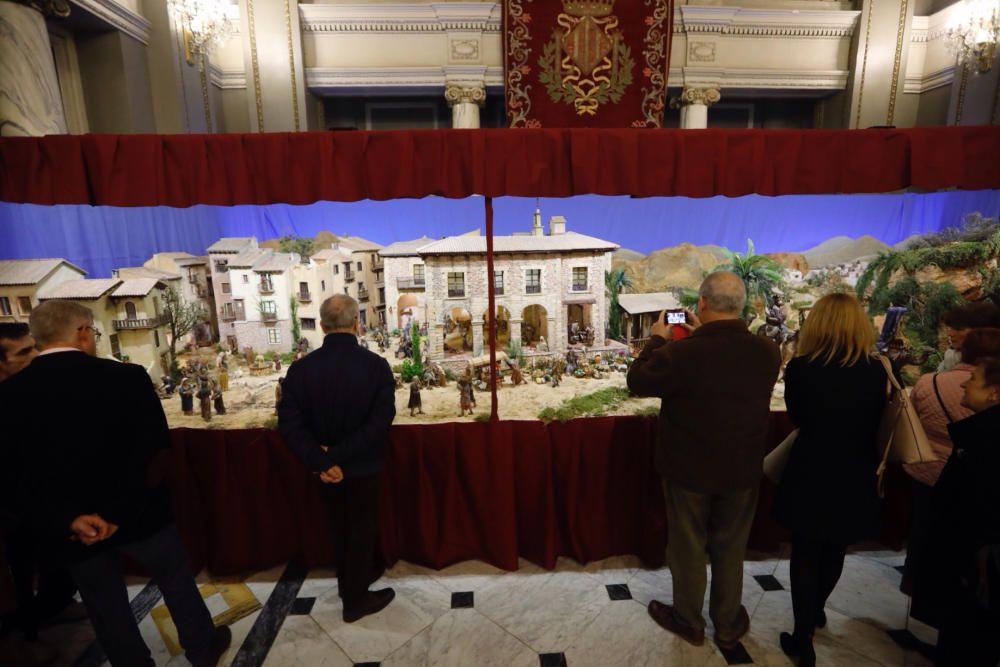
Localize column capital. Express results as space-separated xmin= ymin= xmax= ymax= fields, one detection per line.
xmin=444 ymin=83 xmax=486 ymax=108
xmin=676 ymin=86 xmax=721 ymax=107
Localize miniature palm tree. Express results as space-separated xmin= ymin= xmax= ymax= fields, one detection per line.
xmin=713 ymin=239 xmax=784 ymax=321
xmin=605 ymin=267 xmax=633 ymax=340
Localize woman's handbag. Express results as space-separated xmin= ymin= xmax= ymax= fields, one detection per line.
xmin=875 ymin=355 xmax=937 ymax=496
xmin=763 ymin=428 xmax=799 ymax=483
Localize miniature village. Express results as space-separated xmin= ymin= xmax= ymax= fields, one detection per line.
xmin=2 ymin=212 xmax=997 ymax=428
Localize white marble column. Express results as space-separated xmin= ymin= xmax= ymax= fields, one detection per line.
xmin=445 ymin=83 xmax=485 ymax=129
xmin=677 ymin=87 xmax=721 ymax=129
xmin=0 ymin=0 xmax=67 ymax=136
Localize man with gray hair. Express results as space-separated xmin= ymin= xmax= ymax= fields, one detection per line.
xmin=279 ymin=294 xmax=397 ymax=623
xmin=628 ymin=271 xmax=781 ymax=652
xmin=0 ymin=300 xmax=231 ymax=666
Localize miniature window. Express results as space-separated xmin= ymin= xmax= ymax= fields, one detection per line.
xmin=448 ymin=272 xmax=465 ymax=297
xmin=222 ymin=283 xmax=230 ymax=294
xmin=321 ymin=280 xmax=326 ymax=291
xmin=17 ymin=297 xmax=31 ymax=314
xmin=301 ymin=318 xmax=316 ymax=330
xmin=154 ymin=330 xmax=160 ymax=347
xmin=572 ymin=267 xmax=588 ymax=291
xmin=267 ymin=328 xmax=280 ymax=344
xmin=242 ymin=274 xmax=249 ymax=283
xmin=334 ymin=265 xmax=339 ymax=275
xmin=413 ymin=264 xmax=425 ymax=282
xmin=261 ymin=301 xmax=277 ymax=315
xmin=526 ymin=269 xmax=541 ymax=294
xmin=357 ymin=261 xmax=363 ymax=271
xmin=0 ymin=297 xmax=10 ymax=316
xmin=494 ymin=271 xmax=504 ymax=295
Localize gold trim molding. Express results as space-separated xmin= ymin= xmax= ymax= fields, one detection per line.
xmin=855 ymin=0 xmax=875 ymax=128
xmin=283 ymin=0 xmax=300 ymax=131
xmin=886 ymin=0 xmax=909 ymax=125
xmin=245 ymin=0 xmax=265 ymax=131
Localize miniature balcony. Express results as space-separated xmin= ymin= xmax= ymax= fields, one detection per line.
xmin=397 ymin=277 xmax=425 ymax=291
xmin=112 ymin=314 xmax=169 ymax=330
xmin=258 ymin=282 xmax=274 ymax=294
xmin=261 ymin=311 xmax=278 ymax=322
xmin=298 ymin=291 xmax=312 ymax=303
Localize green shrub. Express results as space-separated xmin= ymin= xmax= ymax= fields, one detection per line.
xmin=473 ymin=413 xmax=490 ymax=423
xmin=537 ymin=387 xmax=631 ymax=422
xmin=444 ymin=368 xmax=456 ymax=381
xmin=633 ymin=405 xmax=660 ymax=417
xmin=401 ymin=358 xmax=423 ymax=382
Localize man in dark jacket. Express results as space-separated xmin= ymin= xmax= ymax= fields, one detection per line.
xmin=279 ymin=294 xmax=397 ymax=623
xmin=0 ymin=301 xmax=229 ymax=667
xmin=628 ymin=271 xmax=781 ymax=651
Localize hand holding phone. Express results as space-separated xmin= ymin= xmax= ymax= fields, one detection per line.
xmin=665 ymin=309 xmax=687 ymax=325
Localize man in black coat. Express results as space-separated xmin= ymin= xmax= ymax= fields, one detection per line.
xmin=279 ymin=294 xmax=396 ymax=623
xmin=628 ymin=272 xmax=781 ymax=651
xmin=0 ymin=300 xmax=230 ymax=667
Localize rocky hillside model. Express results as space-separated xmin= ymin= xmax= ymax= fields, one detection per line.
xmin=802 ymin=235 xmax=889 ymax=268
xmin=613 ymin=243 xmax=728 ymax=293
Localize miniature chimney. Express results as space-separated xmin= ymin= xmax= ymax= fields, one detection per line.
xmin=531 ymin=206 xmax=544 ymax=236
xmin=548 ymin=215 xmax=566 ymax=236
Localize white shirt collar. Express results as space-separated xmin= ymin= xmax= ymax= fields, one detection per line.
xmin=38 ymin=347 xmax=82 ymax=356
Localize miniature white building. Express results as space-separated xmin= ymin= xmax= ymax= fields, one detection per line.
xmin=37 ymin=278 xmax=171 ymax=379
xmin=329 ymin=236 xmax=385 ymax=329
xmin=380 ymin=236 xmax=434 ymax=332
xmin=416 ymin=213 xmax=618 ymax=359
xmin=143 ymin=253 xmax=217 ymax=338
xmin=207 ymin=237 xmax=258 ymax=350
xmin=226 ymin=249 xmax=299 ymax=353
xmin=295 ymin=247 xmax=351 ymax=350
xmin=0 ymin=259 xmax=87 ymax=323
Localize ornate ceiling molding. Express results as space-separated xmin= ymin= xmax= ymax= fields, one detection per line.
xmin=70 ymin=0 xmax=151 ymax=45
xmin=909 ymin=6 xmax=957 ymax=44
xmin=300 ymin=3 xmax=501 ymax=34
xmin=677 ymin=67 xmax=851 ymax=90
xmin=301 ymin=3 xmax=859 ymax=39
xmin=676 ymin=7 xmax=861 ymax=38
xmin=903 ymin=65 xmax=956 ymax=93
xmin=208 ymin=64 xmax=247 ymax=90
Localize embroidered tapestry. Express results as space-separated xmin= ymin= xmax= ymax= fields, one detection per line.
xmin=504 ymin=0 xmax=674 ymax=128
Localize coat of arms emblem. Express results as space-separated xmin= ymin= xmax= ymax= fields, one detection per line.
xmin=538 ymin=0 xmax=635 ymax=116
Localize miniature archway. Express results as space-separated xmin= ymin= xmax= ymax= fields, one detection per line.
xmin=125 ymin=301 xmax=137 ymax=320
xmin=521 ymin=305 xmax=548 ymax=347
xmin=482 ymin=305 xmax=511 ymax=349
xmin=397 ymin=294 xmax=419 ymax=329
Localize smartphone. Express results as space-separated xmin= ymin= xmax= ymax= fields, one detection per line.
xmin=665 ymin=309 xmax=687 ymax=325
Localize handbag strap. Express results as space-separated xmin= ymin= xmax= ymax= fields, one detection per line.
xmin=875 ymin=354 xmax=899 ymax=498
xmin=932 ymin=373 xmax=957 ymax=423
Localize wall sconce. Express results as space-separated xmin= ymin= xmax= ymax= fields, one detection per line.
xmin=948 ymin=0 xmax=1000 ymax=74
xmin=169 ymin=0 xmax=234 ymax=69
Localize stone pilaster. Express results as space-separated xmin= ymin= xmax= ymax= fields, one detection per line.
xmin=0 ymin=0 xmax=67 ymax=136
xmin=472 ymin=318 xmax=485 ymax=356
xmin=510 ymin=319 xmax=522 ymax=347
xmin=445 ymin=83 xmax=485 ymax=129
xmin=430 ymin=323 xmax=444 ymax=358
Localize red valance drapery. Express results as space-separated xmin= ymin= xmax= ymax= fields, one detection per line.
xmin=2 ymin=126 xmax=999 ymax=207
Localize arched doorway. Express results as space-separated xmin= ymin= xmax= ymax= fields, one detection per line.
xmin=444 ymin=307 xmax=473 ymax=355
xmin=397 ymin=294 xmax=419 ymax=330
xmin=521 ymin=305 xmax=548 ymax=348
xmin=125 ymin=301 xmax=137 ymax=320
xmin=482 ymin=306 xmax=511 ymax=349
xmin=567 ymin=303 xmax=593 ymax=345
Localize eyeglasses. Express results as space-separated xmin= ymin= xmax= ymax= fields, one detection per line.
xmin=78 ymin=324 xmax=102 ymax=341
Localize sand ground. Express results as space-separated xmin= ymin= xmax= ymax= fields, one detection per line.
xmin=162 ymin=339 xmax=787 ymax=429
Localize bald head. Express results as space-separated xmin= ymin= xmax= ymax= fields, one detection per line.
xmin=698 ymin=271 xmax=746 ymax=319
xmin=320 ymin=294 xmax=359 ymax=333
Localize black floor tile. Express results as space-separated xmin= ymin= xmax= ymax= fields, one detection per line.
xmin=539 ymin=653 xmax=568 ymax=667
xmin=290 ymin=596 xmax=316 ymax=616
xmin=719 ymin=642 xmax=754 ymax=665
xmin=230 ymin=561 xmax=306 ymax=667
xmin=606 ymin=583 xmax=632 ymax=601
xmin=451 ymin=591 xmax=474 ymax=609
xmin=753 ymin=574 xmax=784 ymax=592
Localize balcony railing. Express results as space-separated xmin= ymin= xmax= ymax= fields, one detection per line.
xmin=221 ymin=310 xmax=236 ymax=322
xmin=397 ymin=277 xmax=426 ymax=290
xmin=358 ymin=288 xmax=370 ymax=301
xmin=112 ymin=314 xmax=169 ymax=330
xmin=188 ymin=274 xmax=199 ymax=284
xmin=298 ymin=291 xmax=312 ymax=303
xmin=372 ymin=258 xmax=384 ymax=271
xmin=345 ymin=271 xmax=356 ymax=283
xmin=261 ymin=311 xmax=278 ymax=322
xmin=258 ymin=282 xmax=274 ymax=294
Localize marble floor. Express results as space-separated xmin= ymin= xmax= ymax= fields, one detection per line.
xmin=0 ymin=551 xmax=938 ymax=667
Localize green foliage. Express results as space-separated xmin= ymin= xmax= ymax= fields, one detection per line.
xmin=290 ymin=296 xmax=300 ymax=347
xmin=980 ymin=265 xmax=1000 ymax=306
xmin=411 ymin=323 xmax=422 ymax=366
xmin=676 ymin=287 xmax=699 ymax=311
xmin=162 ymin=285 xmax=208 ymax=379
xmin=262 ymin=416 xmax=278 ymax=430
xmin=713 ymin=239 xmax=784 ymax=320
xmin=506 ymin=339 xmax=524 ymax=366
xmin=391 ymin=364 xmax=403 ymax=374
xmin=277 ymin=235 xmax=315 ymax=260
xmin=605 ymin=268 xmax=634 ymax=340
xmin=633 ymin=405 xmax=660 ymax=418
xmin=401 ymin=358 xmax=422 ymax=382
xmin=473 ymin=413 xmax=491 ymax=423
xmin=391 ymin=328 xmax=400 ymax=337
xmin=280 ymin=352 xmax=293 ymax=364
xmin=537 ymin=387 xmax=631 ymax=422
xmin=444 ymin=368 xmax=457 ymax=381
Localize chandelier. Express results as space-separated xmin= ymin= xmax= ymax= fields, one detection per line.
xmin=169 ymin=0 xmax=235 ymax=69
xmin=947 ymin=0 xmax=1000 ymax=74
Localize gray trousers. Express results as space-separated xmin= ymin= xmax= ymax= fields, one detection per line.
xmin=663 ymin=481 xmax=759 ymax=634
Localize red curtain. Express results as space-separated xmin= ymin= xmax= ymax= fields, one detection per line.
xmin=167 ymin=415 xmax=911 ymax=576
xmin=3 ymin=127 xmax=999 ymax=207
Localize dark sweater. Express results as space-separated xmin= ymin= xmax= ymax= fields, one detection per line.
xmin=278 ymin=333 xmax=396 ymax=477
xmin=627 ymin=320 xmax=781 ymax=493
xmin=0 ymin=351 xmax=173 ymax=564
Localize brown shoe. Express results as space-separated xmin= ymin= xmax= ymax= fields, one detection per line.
xmin=647 ymin=600 xmax=705 ymax=647
xmin=343 ymin=587 xmax=395 ymax=623
xmin=191 ymin=625 xmax=232 ymax=667
xmin=714 ymin=605 xmax=750 ymax=651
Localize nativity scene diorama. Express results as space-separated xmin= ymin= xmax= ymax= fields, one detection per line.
xmin=2 ymin=206 xmax=997 ymax=428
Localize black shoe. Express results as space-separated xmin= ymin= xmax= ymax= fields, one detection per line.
xmin=815 ymin=610 xmax=827 ymax=629
xmin=780 ymin=632 xmax=816 ymax=667
xmin=191 ymin=625 xmax=232 ymax=667
xmin=343 ymin=588 xmax=395 ymax=623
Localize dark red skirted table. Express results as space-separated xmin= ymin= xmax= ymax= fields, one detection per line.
xmin=165 ymin=414 xmax=912 ymax=576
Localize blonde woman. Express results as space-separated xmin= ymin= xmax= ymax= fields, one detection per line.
xmin=773 ymin=293 xmax=888 ymax=667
